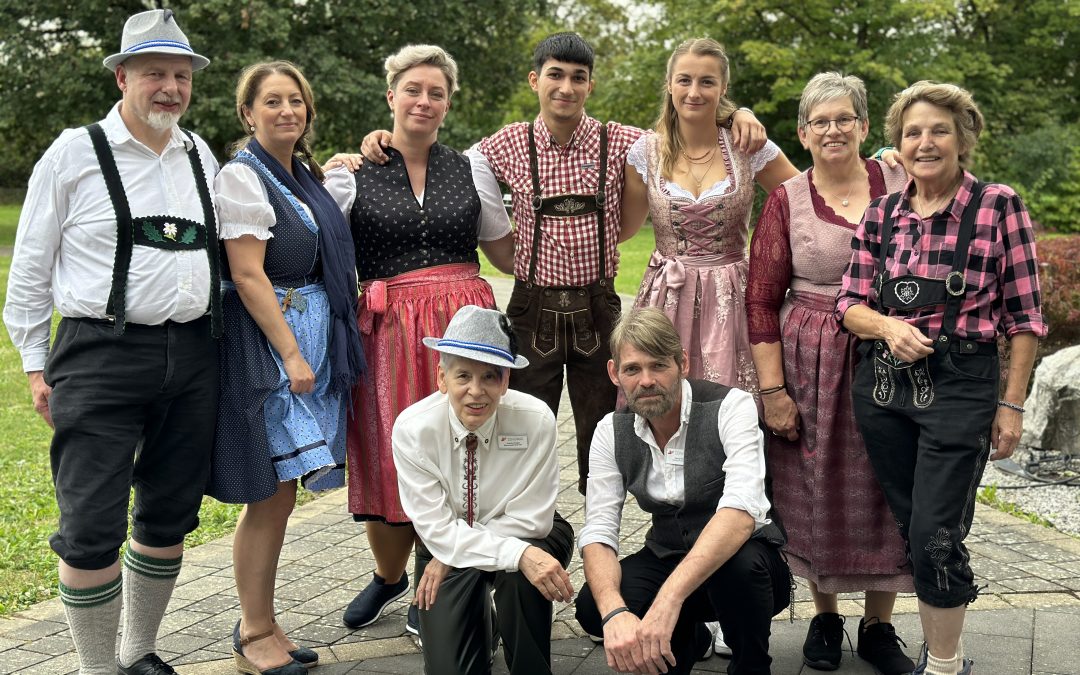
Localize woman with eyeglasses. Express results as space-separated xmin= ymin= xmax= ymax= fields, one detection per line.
xmin=745 ymin=73 xmax=915 ymax=674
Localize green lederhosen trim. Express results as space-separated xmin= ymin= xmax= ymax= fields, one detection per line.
xmin=525 ymin=122 xmax=609 ymax=285
xmin=123 ymin=548 xmax=182 ymax=579
xmin=84 ymin=123 xmax=221 ymax=337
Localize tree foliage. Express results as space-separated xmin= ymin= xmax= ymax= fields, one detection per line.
xmin=0 ymin=0 xmax=542 ymax=186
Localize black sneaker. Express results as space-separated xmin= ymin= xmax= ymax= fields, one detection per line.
xmin=803 ymin=612 xmax=844 ymax=670
xmin=343 ymin=572 xmax=410 ymax=628
xmin=117 ymin=653 xmax=178 ymax=675
xmin=406 ymin=603 xmax=420 ymax=636
xmin=857 ymin=618 xmax=915 ymax=675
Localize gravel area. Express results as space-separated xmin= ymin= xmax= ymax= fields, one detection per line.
xmin=979 ymin=448 xmax=1080 ymax=537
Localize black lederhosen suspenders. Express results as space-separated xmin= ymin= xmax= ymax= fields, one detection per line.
xmin=525 ymin=122 xmax=609 ymax=286
xmin=85 ymin=123 xmax=221 ymax=337
xmin=872 ymin=181 xmax=984 ymax=348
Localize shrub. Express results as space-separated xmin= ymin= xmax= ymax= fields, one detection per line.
xmin=1036 ymin=235 xmax=1080 ymax=356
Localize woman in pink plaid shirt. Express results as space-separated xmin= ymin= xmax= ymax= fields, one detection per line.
xmin=837 ymin=81 xmax=1046 ymax=675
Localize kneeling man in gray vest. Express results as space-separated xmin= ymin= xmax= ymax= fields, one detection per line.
xmin=393 ymin=305 xmax=575 ymax=675
xmin=575 ymin=307 xmax=790 ymax=675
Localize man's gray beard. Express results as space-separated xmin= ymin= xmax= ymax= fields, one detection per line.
xmin=624 ymin=384 xmax=677 ymax=419
xmin=145 ymin=111 xmax=181 ymax=131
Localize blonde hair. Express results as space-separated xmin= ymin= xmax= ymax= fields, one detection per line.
xmin=232 ymin=60 xmax=323 ymax=181
xmin=384 ymin=44 xmax=459 ymax=96
xmin=798 ymin=72 xmax=868 ymax=127
xmin=884 ymin=81 xmax=985 ymax=168
xmin=609 ymin=307 xmax=685 ymax=369
xmin=654 ymin=38 xmax=737 ymax=180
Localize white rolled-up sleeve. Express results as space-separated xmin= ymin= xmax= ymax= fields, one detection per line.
xmin=322 ymin=166 xmax=357 ymax=219
xmin=214 ymin=163 xmax=275 ymax=241
xmin=715 ymin=389 xmax=771 ymax=527
xmin=466 ymin=151 xmax=513 ymax=241
xmin=577 ymin=414 xmax=626 ymax=554
xmin=393 ymin=420 xmax=530 ymax=572
xmin=4 ymin=152 xmax=67 ymax=372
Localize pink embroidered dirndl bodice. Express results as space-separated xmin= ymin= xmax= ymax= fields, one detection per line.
xmin=633 ymin=129 xmax=759 ymax=391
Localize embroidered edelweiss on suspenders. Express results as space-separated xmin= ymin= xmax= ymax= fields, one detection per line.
xmin=84 ymin=123 xmax=221 ymax=337
xmin=525 ymin=122 xmax=609 ymax=286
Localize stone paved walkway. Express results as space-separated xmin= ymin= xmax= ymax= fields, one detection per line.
xmin=3 ymin=277 xmax=1080 ymax=674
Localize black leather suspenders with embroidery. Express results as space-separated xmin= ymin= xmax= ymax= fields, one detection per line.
xmin=85 ymin=123 xmax=221 ymax=336
xmin=525 ymin=122 xmax=609 ymax=285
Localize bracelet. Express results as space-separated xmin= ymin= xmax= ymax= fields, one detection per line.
xmin=601 ymin=606 xmax=631 ymax=626
xmin=997 ymin=400 xmax=1025 ymax=413
xmin=759 ymin=383 xmax=786 ymax=395
xmin=723 ymin=106 xmax=754 ymax=129
xmin=872 ymin=146 xmax=894 ymax=160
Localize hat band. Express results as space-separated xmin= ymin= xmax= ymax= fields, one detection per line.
xmin=124 ymin=39 xmax=194 ymax=55
xmin=437 ymin=339 xmax=515 ymax=363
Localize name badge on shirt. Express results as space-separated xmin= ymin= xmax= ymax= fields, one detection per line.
xmin=498 ymin=435 xmax=528 ymax=450
xmin=666 ymin=448 xmax=685 ymax=466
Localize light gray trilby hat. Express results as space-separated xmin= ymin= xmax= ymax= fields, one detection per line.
xmin=422 ymin=305 xmax=530 ymax=369
xmin=103 ymin=9 xmax=210 ymax=71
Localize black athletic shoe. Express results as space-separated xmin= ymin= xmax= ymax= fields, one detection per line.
xmin=343 ymin=572 xmax=410 ymax=628
xmin=857 ymin=618 xmax=915 ymax=675
xmin=803 ymin=612 xmax=844 ymax=670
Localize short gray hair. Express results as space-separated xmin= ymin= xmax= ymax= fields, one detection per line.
xmin=384 ymin=44 xmax=459 ymax=96
xmin=884 ymin=80 xmax=984 ymax=169
xmin=798 ymin=72 xmax=868 ymax=128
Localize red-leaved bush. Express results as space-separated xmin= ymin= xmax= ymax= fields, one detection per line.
xmin=1036 ymin=235 xmax=1080 ymax=355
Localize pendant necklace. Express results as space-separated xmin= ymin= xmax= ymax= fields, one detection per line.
xmin=687 ymin=153 xmax=716 ymax=192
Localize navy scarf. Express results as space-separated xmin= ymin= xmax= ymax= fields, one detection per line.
xmin=245 ymin=138 xmax=365 ymax=395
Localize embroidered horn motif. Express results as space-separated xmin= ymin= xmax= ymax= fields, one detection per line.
xmin=895 ymin=280 xmax=920 ymax=305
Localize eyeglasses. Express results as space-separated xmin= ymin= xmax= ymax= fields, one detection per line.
xmin=805 ymin=115 xmax=860 ymax=135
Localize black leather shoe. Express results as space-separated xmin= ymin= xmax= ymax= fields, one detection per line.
xmin=117 ymin=653 xmax=178 ymax=675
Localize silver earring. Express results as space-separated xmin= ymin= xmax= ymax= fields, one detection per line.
xmin=249 ymin=125 xmax=255 ymax=133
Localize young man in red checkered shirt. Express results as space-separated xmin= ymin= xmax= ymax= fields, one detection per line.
xmin=357 ymin=33 xmax=766 ymax=494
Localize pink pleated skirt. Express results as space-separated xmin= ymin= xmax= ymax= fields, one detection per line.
xmin=346 ymin=263 xmax=495 ymax=521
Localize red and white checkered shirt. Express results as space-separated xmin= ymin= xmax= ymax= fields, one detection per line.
xmin=836 ymin=171 xmax=1047 ymax=341
xmin=475 ymin=114 xmax=644 ymax=287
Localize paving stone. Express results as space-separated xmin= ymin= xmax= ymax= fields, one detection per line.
xmin=16 ymin=650 xmax=79 ymax=674
xmin=19 ymin=633 xmax=74 ymax=656
xmin=159 ymin=609 xmax=214 ymax=634
xmin=1 ymin=647 xmax=51 ymax=670
xmin=999 ymin=576 xmax=1068 ymax=592
xmin=287 ymin=620 xmax=357 ymax=646
xmin=962 ymin=607 xmax=1034 ymax=638
xmin=1034 ymin=608 xmax=1080 ymax=674
xmin=171 ymin=574 xmax=236 ymax=601
xmin=961 ymin=633 xmax=1032 ymax=675
xmin=156 ymin=631 xmax=215 ymax=656
xmin=179 ymin=594 xmax=240 ymax=616
xmin=1 ymin=620 xmax=67 ymax=642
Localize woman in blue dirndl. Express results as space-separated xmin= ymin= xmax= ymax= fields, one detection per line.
xmin=207 ymin=61 xmax=364 ymax=675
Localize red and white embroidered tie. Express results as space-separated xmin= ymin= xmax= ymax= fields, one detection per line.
xmin=464 ymin=433 xmax=478 ymax=526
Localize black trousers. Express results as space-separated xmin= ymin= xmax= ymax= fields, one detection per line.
xmin=505 ymin=280 xmax=620 ymax=494
xmin=575 ymin=539 xmax=790 ymax=675
xmin=44 ymin=316 xmax=218 ymax=569
xmin=852 ymin=341 xmax=997 ymax=607
xmin=415 ymin=514 xmax=575 ymax=675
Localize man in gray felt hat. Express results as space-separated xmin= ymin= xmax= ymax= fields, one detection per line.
xmin=392 ymin=305 xmax=575 ymax=675
xmin=3 ymin=9 xmax=218 ymax=675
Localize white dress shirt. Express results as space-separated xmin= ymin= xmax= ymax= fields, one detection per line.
xmin=578 ymin=381 xmax=772 ymax=554
xmin=393 ymin=388 xmax=560 ymax=572
xmin=4 ymin=103 xmax=219 ymax=371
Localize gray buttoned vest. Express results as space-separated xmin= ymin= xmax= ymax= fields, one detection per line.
xmin=613 ymin=379 xmax=786 ymax=559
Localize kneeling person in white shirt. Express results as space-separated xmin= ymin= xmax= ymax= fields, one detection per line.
xmin=576 ymin=307 xmax=791 ymax=675
xmin=393 ymin=305 xmax=575 ymax=675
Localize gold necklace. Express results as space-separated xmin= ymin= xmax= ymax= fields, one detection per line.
xmin=682 ymin=147 xmax=716 ymax=164
xmin=686 ymin=153 xmax=716 ymax=192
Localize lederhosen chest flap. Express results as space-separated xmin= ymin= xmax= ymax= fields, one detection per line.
xmin=525 ymin=122 xmax=609 ymax=285
xmin=863 ymin=183 xmax=984 ymax=408
xmin=85 ymin=123 xmax=221 ymax=337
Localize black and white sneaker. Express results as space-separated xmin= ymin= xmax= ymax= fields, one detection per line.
xmin=343 ymin=572 xmax=410 ymax=629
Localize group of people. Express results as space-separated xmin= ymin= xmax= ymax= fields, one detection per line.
xmin=2 ymin=7 xmax=1046 ymax=675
